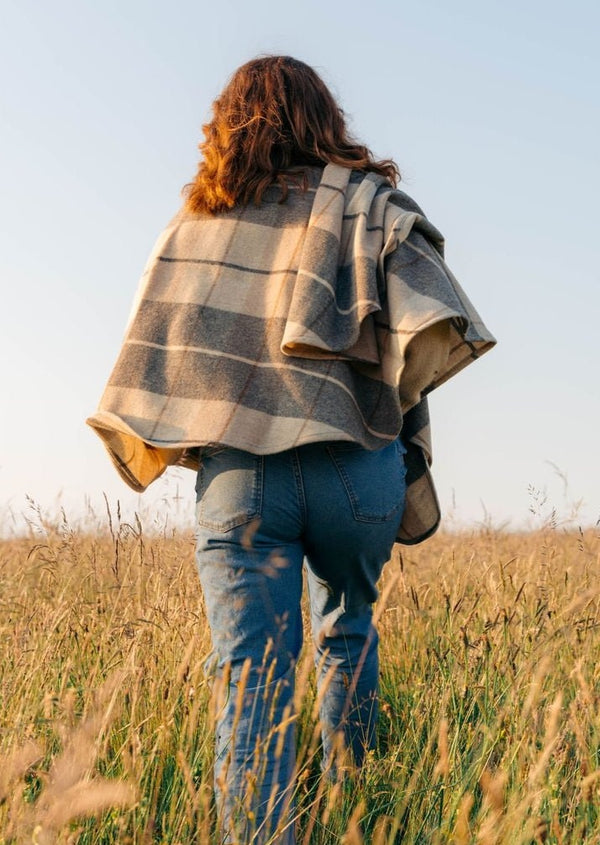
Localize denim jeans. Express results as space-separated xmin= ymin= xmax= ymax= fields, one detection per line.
xmin=195 ymin=439 xmax=406 ymax=844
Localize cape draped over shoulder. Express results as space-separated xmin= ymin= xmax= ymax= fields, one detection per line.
xmin=87 ymin=164 xmax=496 ymax=544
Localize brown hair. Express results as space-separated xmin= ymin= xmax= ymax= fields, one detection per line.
xmin=185 ymin=56 xmax=399 ymax=214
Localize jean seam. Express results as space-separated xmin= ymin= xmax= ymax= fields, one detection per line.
xmin=325 ymin=446 xmax=361 ymax=520
xmin=254 ymin=455 xmax=264 ymax=519
xmin=291 ymin=449 xmax=307 ymax=528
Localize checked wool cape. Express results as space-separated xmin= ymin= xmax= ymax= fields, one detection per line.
xmin=87 ymin=164 xmax=495 ymax=544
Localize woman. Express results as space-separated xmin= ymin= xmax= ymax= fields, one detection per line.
xmin=88 ymin=56 xmax=495 ymax=843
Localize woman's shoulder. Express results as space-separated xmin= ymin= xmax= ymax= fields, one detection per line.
xmin=346 ymin=169 xmax=425 ymax=215
xmin=387 ymin=188 xmax=426 ymax=217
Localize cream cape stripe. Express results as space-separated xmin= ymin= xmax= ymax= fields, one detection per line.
xmin=87 ymin=164 xmax=495 ymax=544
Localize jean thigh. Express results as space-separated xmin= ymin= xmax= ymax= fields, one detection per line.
xmin=195 ymin=449 xmax=305 ymax=676
xmin=195 ymin=448 xmax=264 ymax=532
xmin=195 ymin=538 xmax=304 ymax=678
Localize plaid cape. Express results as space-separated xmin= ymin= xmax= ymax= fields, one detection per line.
xmin=87 ymin=164 xmax=496 ymax=543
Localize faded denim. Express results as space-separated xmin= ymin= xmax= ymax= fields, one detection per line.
xmin=195 ymin=439 xmax=406 ymax=843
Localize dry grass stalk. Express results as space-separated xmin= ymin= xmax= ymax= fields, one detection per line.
xmin=453 ymin=792 xmax=474 ymax=844
xmin=340 ymin=799 xmax=365 ymax=845
xmin=0 ymin=741 xmax=43 ymax=804
xmin=2 ymin=673 xmax=136 ymax=843
xmin=477 ymin=768 xmax=507 ymax=845
xmin=433 ymin=717 xmax=450 ymax=779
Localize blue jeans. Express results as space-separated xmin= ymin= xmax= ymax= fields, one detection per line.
xmin=195 ymin=440 xmax=406 ymax=844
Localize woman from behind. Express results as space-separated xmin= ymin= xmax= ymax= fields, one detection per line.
xmin=88 ymin=55 xmax=495 ymax=843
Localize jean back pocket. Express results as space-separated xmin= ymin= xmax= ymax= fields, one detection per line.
xmin=326 ymin=439 xmax=407 ymax=523
xmin=196 ymin=449 xmax=264 ymax=532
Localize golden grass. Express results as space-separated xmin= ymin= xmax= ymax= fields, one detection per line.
xmin=1 ymin=509 xmax=599 ymax=843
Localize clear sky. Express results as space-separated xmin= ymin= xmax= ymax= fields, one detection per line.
xmin=1 ymin=0 xmax=598 ymax=535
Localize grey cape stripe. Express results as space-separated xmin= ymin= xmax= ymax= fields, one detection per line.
xmin=111 ymin=343 xmax=401 ymax=438
xmin=158 ymin=256 xmax=298 ymax=277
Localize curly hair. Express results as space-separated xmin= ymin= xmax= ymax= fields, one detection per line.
xmin=185 ymin=56 xmax=399 ymax=214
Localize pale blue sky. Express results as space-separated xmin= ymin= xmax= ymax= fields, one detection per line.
xmin=1 ymin=0 xmax=598 ymax=533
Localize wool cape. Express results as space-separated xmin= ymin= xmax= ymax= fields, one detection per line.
xmin=87 ymin=164 xmax=496 ymax=544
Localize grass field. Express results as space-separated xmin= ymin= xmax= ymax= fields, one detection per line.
xmin=1 ymin=507 xmax=600 ymax=843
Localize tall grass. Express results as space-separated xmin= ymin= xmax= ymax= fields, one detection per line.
xmin=1 ymin=505 xmax=599 ymax=843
